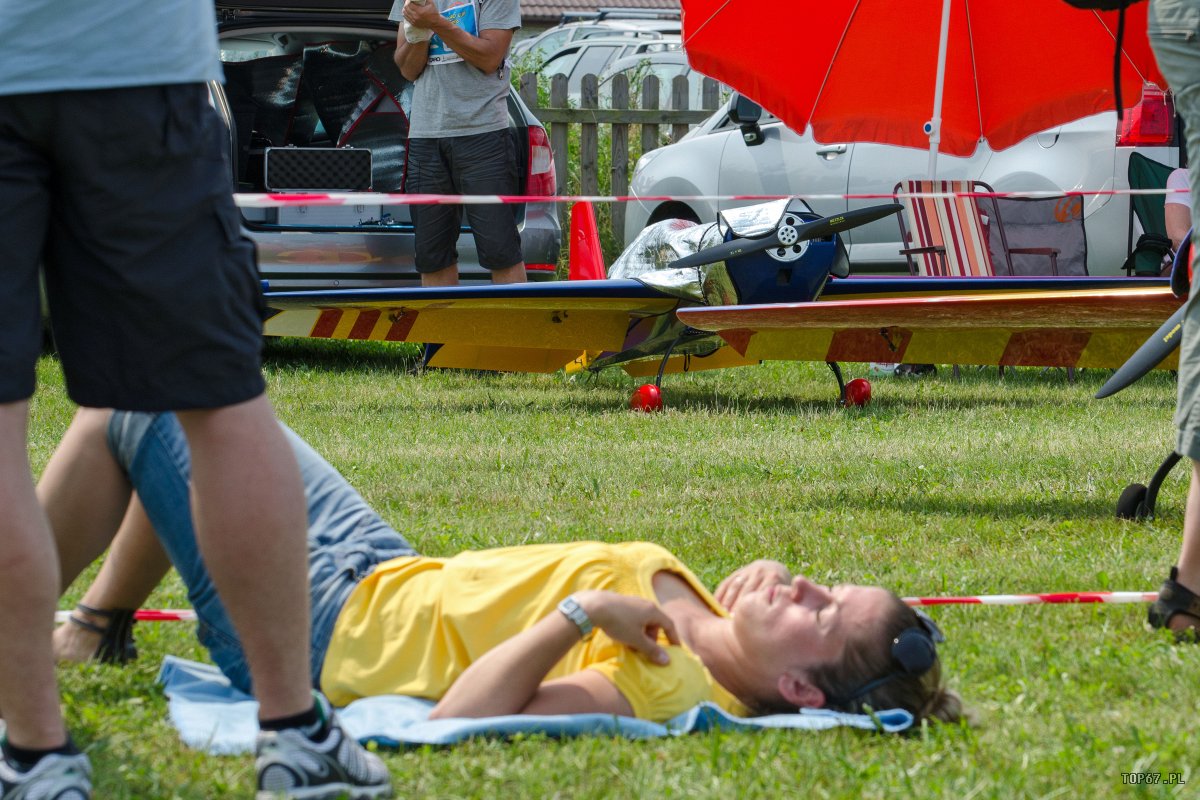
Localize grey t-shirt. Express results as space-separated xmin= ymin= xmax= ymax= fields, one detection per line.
xmin=389 ymin=0 xmax=520 ymax=138
xmin=0 ymin=0 xmax=221 ymax=96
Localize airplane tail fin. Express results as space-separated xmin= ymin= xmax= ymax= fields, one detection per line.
xmin=568 ymin=201 xmax=606 ymax=281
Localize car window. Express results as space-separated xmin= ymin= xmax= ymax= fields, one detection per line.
xmin=580 ymin=28 xmax=644 ymax=40
xmin=600 ymin=62 xmax=685 ymax=107
xmin=535 ymin=29 xmax=571 ymax=54
xmin=569 ymin=45 xmax=621 ymax=91
xmin=542 ymin=47 xmax=583 ymax=77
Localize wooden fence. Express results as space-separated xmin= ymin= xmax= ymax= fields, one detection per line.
xmin=515 ymin=71 xmax=724 ymax=247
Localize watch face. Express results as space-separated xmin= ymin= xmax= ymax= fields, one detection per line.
xmin=560 ymin=596 xmax=593 ymax=637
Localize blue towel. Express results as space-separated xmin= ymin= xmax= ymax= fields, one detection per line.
xmin=156 ymin=656 xmax=913 ymax=754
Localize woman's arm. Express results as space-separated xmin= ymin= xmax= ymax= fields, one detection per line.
xmin=1166 ymin=202 xmax=1191 ymax=252
xmin=429 ymin=590 xmax=678 ymax=719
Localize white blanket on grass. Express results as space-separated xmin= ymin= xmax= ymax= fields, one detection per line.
xmin=156 ymin=656 xmax=913 ymax=754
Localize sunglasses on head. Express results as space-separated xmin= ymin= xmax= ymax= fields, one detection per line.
xmin=835 ymin=610 xmax=945 ymax=707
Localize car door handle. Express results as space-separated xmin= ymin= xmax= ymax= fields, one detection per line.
xmin=815 ymin=145 xmax=848 ymax=159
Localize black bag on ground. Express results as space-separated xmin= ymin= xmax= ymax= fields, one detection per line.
xmin=1122 ymin=232 xmax=1174 ymax=276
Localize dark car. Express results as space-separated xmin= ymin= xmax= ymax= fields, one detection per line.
xmin=214 ymin=0 xmax=560 ymax=289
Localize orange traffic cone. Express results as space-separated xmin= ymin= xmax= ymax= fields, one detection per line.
xmin=568 ymin=200 xmax=606 ymax=281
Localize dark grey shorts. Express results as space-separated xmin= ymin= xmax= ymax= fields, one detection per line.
xmin=0 ymin=84 xmax=266 ymax=410
xmin=406 ymin=129 xmax=524 ymax=273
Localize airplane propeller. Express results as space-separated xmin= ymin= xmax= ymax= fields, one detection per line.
xmin=1095 ymin=229 xmax=1192 ymax=400
xmin=1094 ymin=304 xmax=1185 ymax=399
xmin=667 ymin=203 xmax=904 ymax=272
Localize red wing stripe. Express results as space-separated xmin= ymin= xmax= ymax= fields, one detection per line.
xmin=348 ymin=309 xmax=382 ymax=340
xmin=311 ymin=309 xmax=343 ymax=338
xmin=385 ymin=311 xmax=418 ymax=341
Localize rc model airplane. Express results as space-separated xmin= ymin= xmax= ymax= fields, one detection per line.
xmin=262 ymin=198 xmax=1181 ymax=408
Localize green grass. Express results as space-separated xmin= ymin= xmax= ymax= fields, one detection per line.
xmin=34 ymin=340 xmax=1200 ymax=798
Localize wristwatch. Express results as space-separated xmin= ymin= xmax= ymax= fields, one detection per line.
xmin=557 ymin=595 xmax=594 ymax=640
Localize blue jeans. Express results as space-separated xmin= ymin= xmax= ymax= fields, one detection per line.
xmin=106 ymin=411 xmax=417 ymax=694
xmin=1151 ymin=0 xmax=1200 ymax=459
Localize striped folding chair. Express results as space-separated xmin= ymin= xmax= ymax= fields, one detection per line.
xmin=895 ymin=180 xmax=1006 ymax=277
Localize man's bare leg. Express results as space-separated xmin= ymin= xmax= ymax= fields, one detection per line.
xmin=1166 ymin=461 xmax=1200 ymax=635
xmin=0 ymin=401 xmax=67 ymax=749
xmin=491 ymin=262 xmax=527 ymax=284
xmin=420 ymin=263 xmax=459 ymax=287
xmin=176 ymin=396 xmax=312 ymax=719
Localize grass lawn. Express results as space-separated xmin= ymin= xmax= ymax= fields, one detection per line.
xmin=31 ymin=340 xmax=1199 ymax=798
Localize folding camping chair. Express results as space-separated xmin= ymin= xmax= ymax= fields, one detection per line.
xmin=1124 ymin=152 xmax=1177 ymax=276
xmin=895 ymin=180 xmax=1074 ymax=277
xmin=895 ymin=180 xmax=1003 ymax=276
xmin=988 ymin=194 xmax=1088 ymax=276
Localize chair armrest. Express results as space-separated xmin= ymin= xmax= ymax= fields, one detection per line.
xmin=899 ymin=245 xmax=948 ymax=276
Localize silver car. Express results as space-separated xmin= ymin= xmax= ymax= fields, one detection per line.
xmin=538 ymin=36 xmax=682 ymax=104
xmin=625 ymin=91 xmax=1181 ymax=276
xmin=214 ymin=0 xmax=560 ymax=290
xmin=512 ymin=9 xmax=681 ymax=64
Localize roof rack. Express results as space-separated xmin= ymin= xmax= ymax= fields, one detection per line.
xmin=559 ymin=8 xmax=682 ymax=23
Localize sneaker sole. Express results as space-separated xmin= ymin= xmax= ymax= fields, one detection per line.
xmin=256 ymin=783 xmax=392 ymax=800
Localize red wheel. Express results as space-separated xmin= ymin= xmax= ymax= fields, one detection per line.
xmin=843 ymin=378 xmax=872 ymax=407
xmin=629 ymin=384 xmax=664 ymax=412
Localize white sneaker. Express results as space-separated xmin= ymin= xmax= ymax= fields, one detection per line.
xmin=0 ymin=751 xmax=92 ymax=800
xmin=255 ymin=694 xmax=392 ymax=800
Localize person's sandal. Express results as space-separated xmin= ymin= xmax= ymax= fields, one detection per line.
xmin=1148 ymin=567 xmax=1200 ymax=642
xmin=67 ymin=603 xmax=138 ymax=664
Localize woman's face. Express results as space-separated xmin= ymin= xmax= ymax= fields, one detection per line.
xmin=730 ymin=576 xmax=894 ymax=678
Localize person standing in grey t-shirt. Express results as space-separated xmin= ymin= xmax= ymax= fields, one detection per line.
xmin=393 ymin=0 xmax=527 ymax=288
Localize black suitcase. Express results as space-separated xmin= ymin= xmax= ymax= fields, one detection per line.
xmin=264 ymin=146 xmax=373 ymax=192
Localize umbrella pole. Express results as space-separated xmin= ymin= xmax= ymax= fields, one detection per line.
xmin=926 ymin=0 xmax=952 ymax=179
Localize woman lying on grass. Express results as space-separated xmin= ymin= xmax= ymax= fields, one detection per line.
xmin=46 ymin=409 xmax=964 ymax=725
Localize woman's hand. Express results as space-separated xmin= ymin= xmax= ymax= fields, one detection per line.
xmin=715 ymin=560 xmax=792 ymax=611
xmin=573 ymin=590 xmax=679 ymax=665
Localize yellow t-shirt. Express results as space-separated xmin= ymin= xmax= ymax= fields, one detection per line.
xmin=320 ymin=541 xmax=751 ymax=721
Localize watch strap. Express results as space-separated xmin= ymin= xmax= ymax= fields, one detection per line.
xmin=557 ymin=595 xmax=594 ymax=640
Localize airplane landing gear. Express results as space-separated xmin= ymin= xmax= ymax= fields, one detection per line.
xmin=1115 ymin=452 xmax=1182 ymax=521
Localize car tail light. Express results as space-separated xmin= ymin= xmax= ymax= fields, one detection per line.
xmin=526 ymin=263 xmax=557 ymax=272
xmin=1117 ymin=84 xmax=1175 ymax=147
xmin=526 ymin=124 xmax=557 ymax=197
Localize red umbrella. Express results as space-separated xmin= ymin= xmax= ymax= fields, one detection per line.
xmin=682 ymin=0 xmax=1165 ymax=174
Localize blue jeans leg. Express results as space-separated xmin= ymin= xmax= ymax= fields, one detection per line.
xmin=107 ymin=411 xmax=417 ymax=694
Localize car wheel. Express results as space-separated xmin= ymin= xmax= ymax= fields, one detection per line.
xmin=646 ymin=202 xmax=700 ymax=227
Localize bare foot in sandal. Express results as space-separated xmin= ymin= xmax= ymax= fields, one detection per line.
xmin=53 ymin=603 xmax=137 ymax=664
xmin=1148 ymin=567 xmax=1200 ymax=641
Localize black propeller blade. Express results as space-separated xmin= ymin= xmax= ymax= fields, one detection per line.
xmin=1095 ymin=304 xmax=1186 ymax=399
xmin=667 ymin=203 xmax=903 ymax=271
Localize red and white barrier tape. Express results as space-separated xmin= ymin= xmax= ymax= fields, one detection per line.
xmin=54 ymin=592 xmax=1159 ymax=623
xmin=233 ymin=187 xmax=1190 ymax=208
xmin=54 ymin=609 xmax=196 ymax=624
xmin=903 ymin=591 xmax=1158 ymax=606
